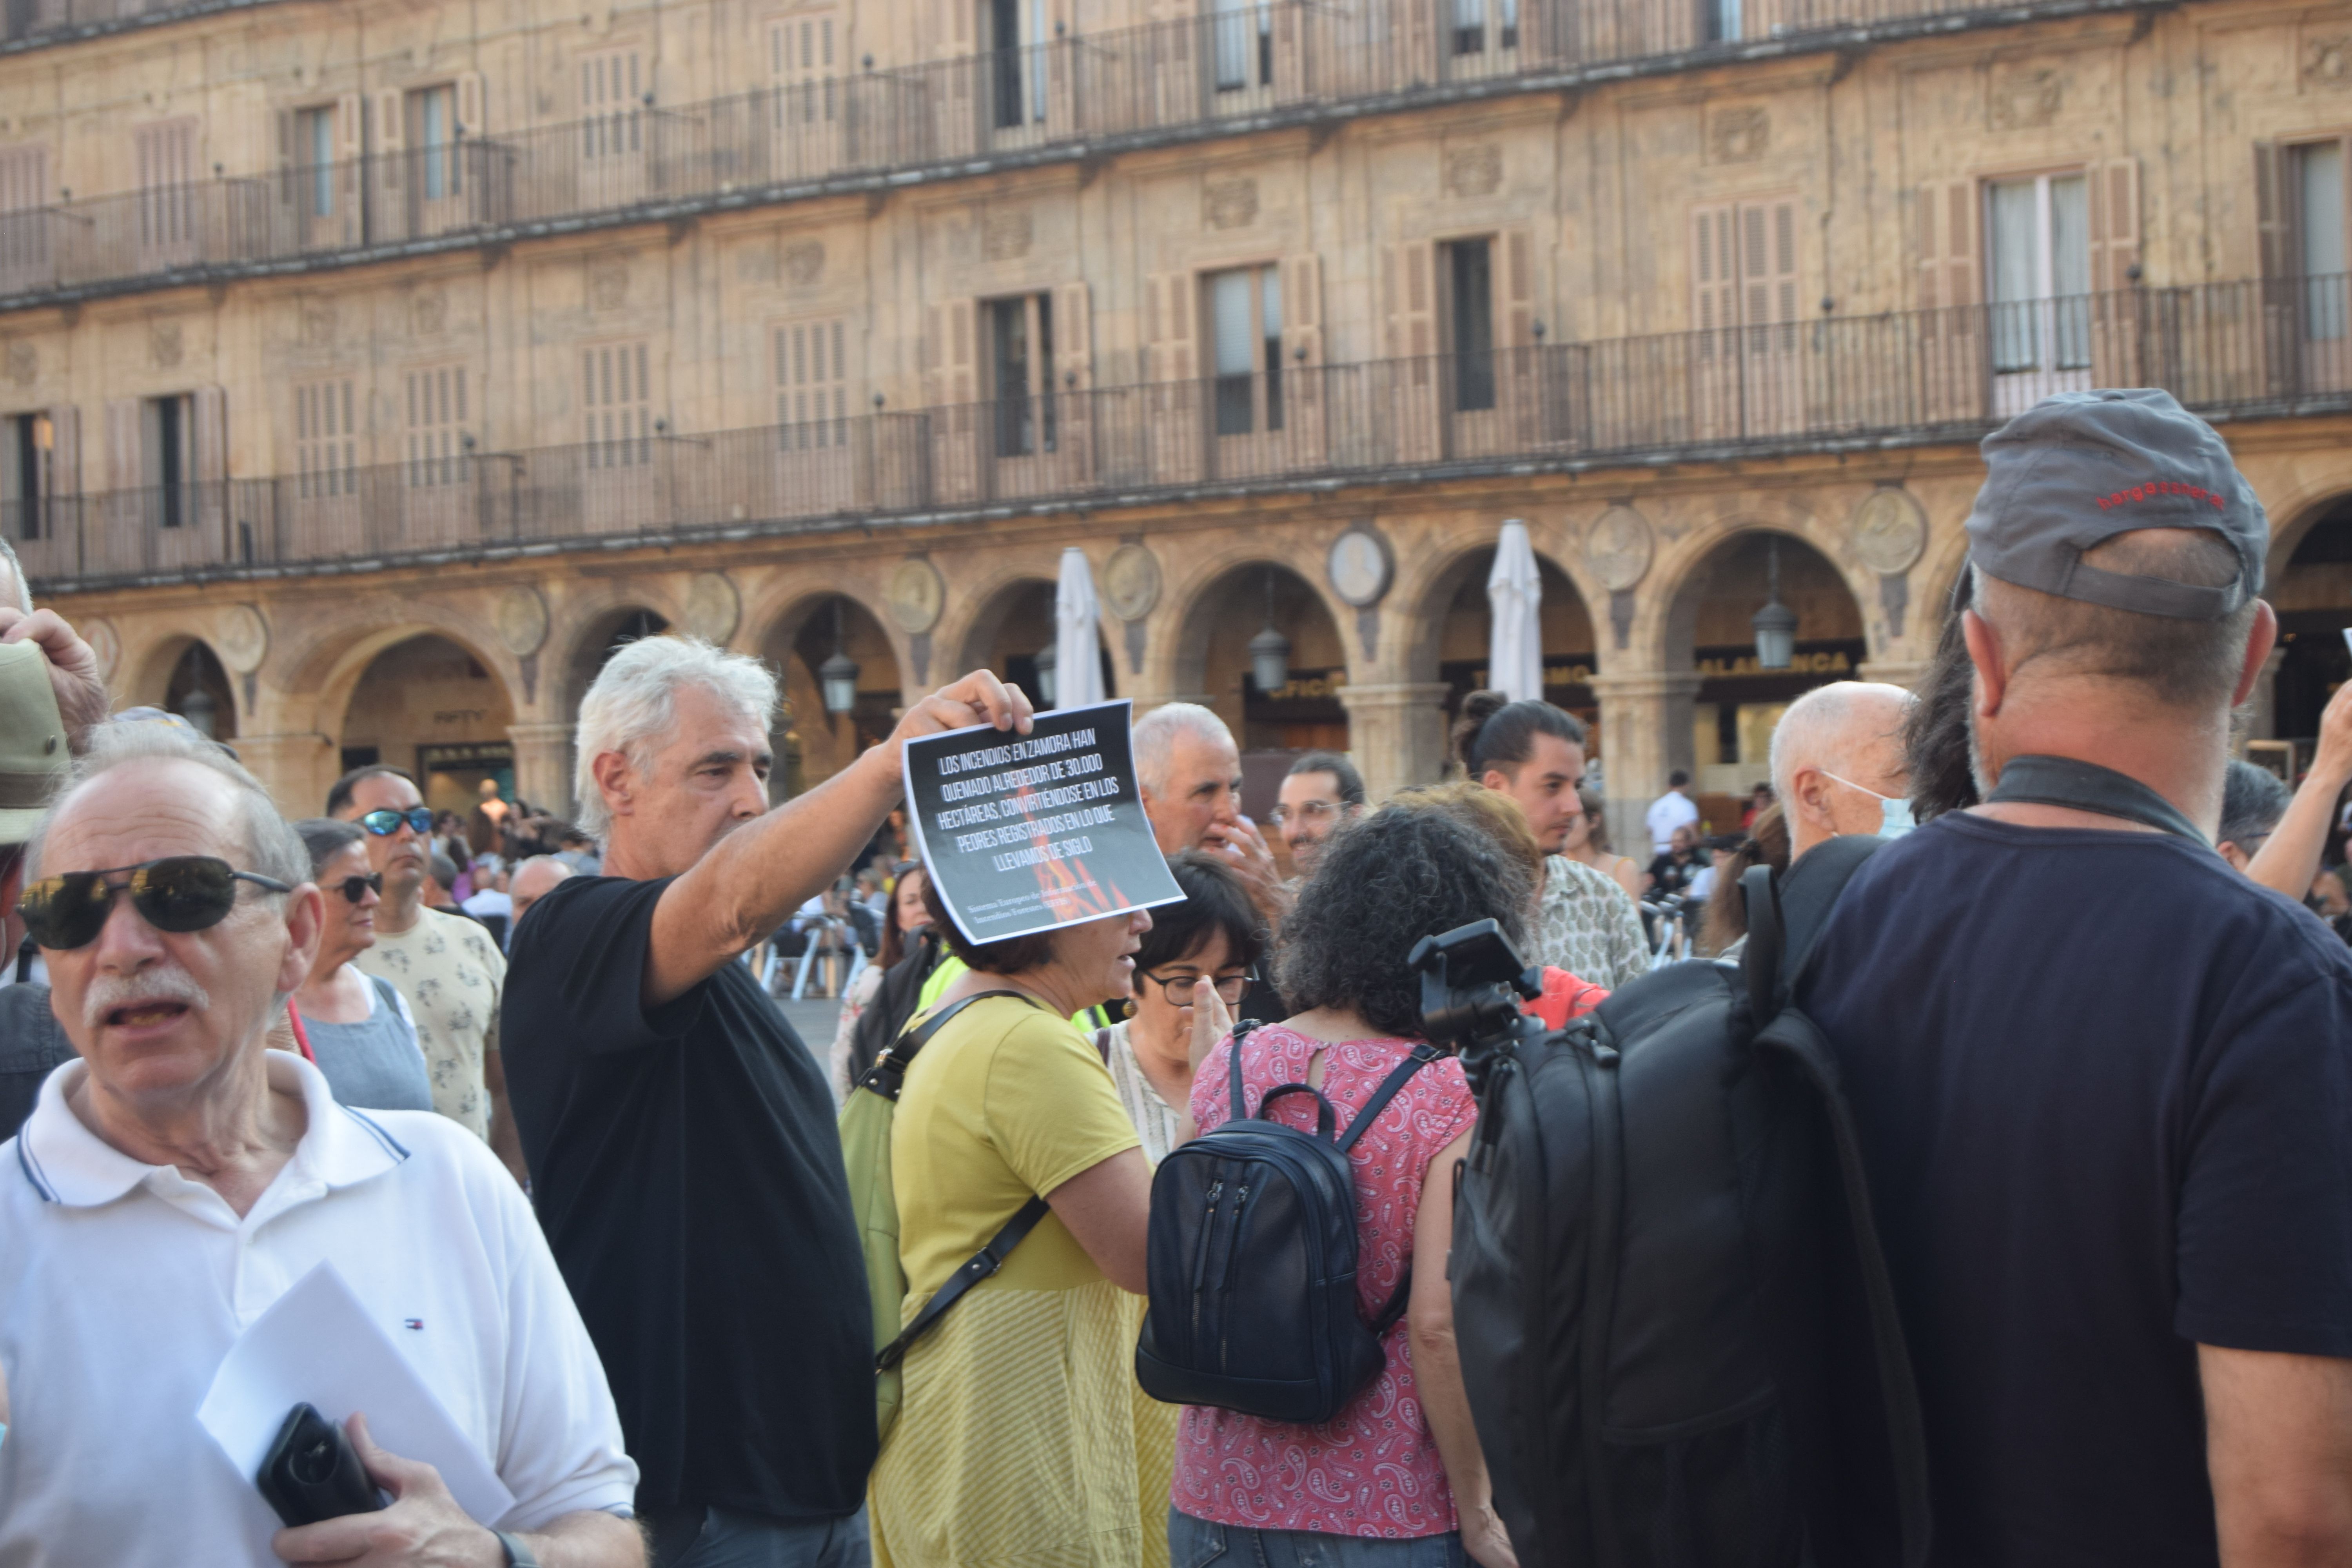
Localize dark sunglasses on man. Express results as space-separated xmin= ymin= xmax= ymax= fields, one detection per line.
xmin=17 ymin=856 xmax=294 ymax=951
xmin=358 ymin=807 xmax=434 ymax=837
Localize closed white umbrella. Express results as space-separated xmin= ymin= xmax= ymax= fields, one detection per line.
xmin=1487 ymin=519 xmax=1544 ymax=703
xmin=1053 ymin=546 xmax=1107 ymax=709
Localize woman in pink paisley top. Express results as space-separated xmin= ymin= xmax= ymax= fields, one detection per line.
xmin=1172 ymin=806 xmax=1526 ymax=1568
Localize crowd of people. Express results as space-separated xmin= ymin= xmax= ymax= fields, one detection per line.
xmin=0 ymin=386 xmax=2348 ymax=1568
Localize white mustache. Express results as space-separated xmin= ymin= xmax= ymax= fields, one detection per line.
xmin=82 ymin=966 xmax=211 ymax=1031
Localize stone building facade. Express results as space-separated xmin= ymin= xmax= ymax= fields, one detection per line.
xmin=3 ymin=0 xmax=2350 ymax=843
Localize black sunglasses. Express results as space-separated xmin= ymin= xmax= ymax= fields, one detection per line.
xmin=358 ymin=807 xmax=434 ymax=837
xmin=18 ymin=856 xmax=294 ymax=951
xmin=329 ymin=872 xmax=385 ymax=904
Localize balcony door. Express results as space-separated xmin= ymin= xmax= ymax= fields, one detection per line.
xmin=1690 ymin=200 xmax=1802 ymax=441
xmin=578 ymin=49 xmax=648 ymax=211
xmin=1986 ymin=172 xmax=2092 ymax=415
xmin=2287 ymin=141 xmax=2352 ymax=393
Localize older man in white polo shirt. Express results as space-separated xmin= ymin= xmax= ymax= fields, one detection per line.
xmin=0 ymin=722 xmax=642 ymax=1568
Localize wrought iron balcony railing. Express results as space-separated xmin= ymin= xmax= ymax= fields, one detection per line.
xmin=0 ymin=0 xmax=2147 ymax=309
xmin=18 ymin=277 xmax=2350 ymax=590
xmin=0 ymin=0 xmax=284 ymax=54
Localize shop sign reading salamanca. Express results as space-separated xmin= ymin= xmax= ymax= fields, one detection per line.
xmin=904 ymin=699 xmax=1185 ymax=945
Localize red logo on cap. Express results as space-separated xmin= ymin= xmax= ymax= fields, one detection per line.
xmin=2096 ymin=480 xmax=2225 ymax=512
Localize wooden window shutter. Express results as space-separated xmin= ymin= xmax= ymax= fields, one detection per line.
xmin=1916 ymin=181 xmax=1977 ymax=315
xmin=337 ymin=93 xmax=364 ymax=159
xmin=2255 ymin=142 xmax=2288 ymax=281
xmin=1281 ymin=253 xmax=1323 ymax=367
xmin=1380 ymin=242 xmax=1438 ymax=366
xmin=1055 ymin=281 xmax=1093 ymax=390
xmin=192 ymin=387 xmax=229 ymax=484
xmin=924 ymin=299 xmax=978 ymax=404
xmin=46 ymin=404 xmax=78 ymax=497
xmin=1147 ymin=273 xmax=1195 ymax=382
xmin=1692 ymin=204 xmax=1736 ymax=332
xmin=376 ymin=90 xmax=405 ymax=188
xmin=2088 ymin=158 xmax=2140 ymax=295
xmin=456 ymin=72 xmax=485 ymax=134
xmin=1501 ymin=229 xmax=1535 ymax=347
xmin=104 ymin=399 xmax=140 ymax=492
xmin=276 ymin=109 xmax=295 ymax=194
xmin=1766 ymin=200 xmax=1798 ymax=324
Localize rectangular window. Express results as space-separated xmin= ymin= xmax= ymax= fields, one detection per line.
xmin=987 ymin=294 xmax=1055 ymax=456
xmin=1207 ymin=264 xmax=1283 ymax=435
xmin=295 ymin=378 xmax=357 ymax=499
xmin=1446 ymin=238 xmax=1496 ymax=412
xmin=405 ymin=365 xmax=468 ymax=487
xmin=777 ymin=319 xmax=850 ymax=448
xmin=0 ymin=143 xmax=48 ymax=280
xmin=1987 ymin=172 xmax=2090 ymax=372
xmin=769 ymin=15 xmax=837 ymax=125
xmin=2 ymin=412 xmax=44 ymax=541
xmin=142 ymin=394 xmax=193 ymax=529
xmin=134 ymin=119 xmax=198 ymax=258
xmin=1449 ymin=0 xmax=1517 ymax=55
xmin=1702 ymin=0 xmax=1741 ymax=42
xmin=2296 ymin=141 xmax=2348 ymax=342
xmin=582 ymin=342 xmax=652 ymax=468
xmin=298 ymin=105 xmax=336 ymax=216
xmin=408 ymin=85 xmax=458 ymax=201
xmin=581 ymin=49 xmax=643 ymax=161
xmin=1214 ymin=0 xmax=1273 ymax=90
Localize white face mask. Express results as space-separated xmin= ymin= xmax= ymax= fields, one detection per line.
xmin=1821 ymin=771 xmax=1916 ymax=840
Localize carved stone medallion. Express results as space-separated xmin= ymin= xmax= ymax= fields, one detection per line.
xmin=2 ymin=342 xmax=31 ymax=388
xmin=214 ymin=604 xmax=269 ymax=675
xmin=588 ymin=258 xmax=630 ymax=311
xmin=681 ymin=571 xmax=742 ymax=644
xmin=1101 ymin=544 xmax=1163 ymax=622
xmin=886 ymin=558 xmax=946 ymax=635
xmin=1988 ymin=67 xmax=2064 ymax=131
xmin=81 ymin=617 xmax=119 ymax=681
xmin=783 ymin=239 xmax=826 ymax=286
xmin=1204 ymin=177 xmax=1259 ymax=230
xmin=1853 ymin=486 xmax=1929 ymax=576
xmin=2304 ymin=33 xmax=2352 ymax=90
xmin=981 ymin=206 xmax=1033 ymax=261
xmin=1707 ymin=107 xmax=1769 ymax=164
xmin=1444 ymin=143 xmax=1502 ymax=197
xmin=1587 ymin=505 xmax=1654 ymax=593
xmin=494 ymin=586 xmax=551 ymax=657
xmin=149 ymin=320 xmax=184 ymax=370
xmin=1327 ymin=526 xmax=1393 ymax=608
xmin=411 ymin=288 xmax=448 ymax=336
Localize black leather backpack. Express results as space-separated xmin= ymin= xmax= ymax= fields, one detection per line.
xmin=1136 ymin=1022 xmax=1435 ymax=1424
xmin=1445 ymin=836 xmax=1933 ymax=1568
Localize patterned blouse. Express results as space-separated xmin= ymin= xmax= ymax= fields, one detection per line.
xmin=1534 ymin=853 xmax=1650 ymax=990
xmin=1174 ymin=1024 xmax=1477 ymax=1538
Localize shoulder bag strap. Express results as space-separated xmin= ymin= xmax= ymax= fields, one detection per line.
xmin=875 ymin=1195 xmax=1053 ymax=1372
xmin=1225 ymin=1020 xmax=1262 ymax=1125
xmin=1985 ymin=754 xmax=2208 ymax=847
xmin=853 ymin=988 xmax=1035 ymax=1101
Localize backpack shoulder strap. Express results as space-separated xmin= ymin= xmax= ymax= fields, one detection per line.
xmin=1334 ymin=1041 xmax=1442 ymax=1155
xmin=1758 ymin=1009 xmax=1933 ymax=1568
xmin=855 ymin=989 xmax=1036 ymax=1101
xmin=1741 ymin=835 xmax=1882 ymax=1016
xmin=1225 ymin=1020 xmax=1262 ymax=1125
xmin=875 ymin=1195 xmax=1053 ymax=1372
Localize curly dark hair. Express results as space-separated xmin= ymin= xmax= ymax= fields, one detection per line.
xmin=1276 ymin=806 xmax=1535 ymax=1038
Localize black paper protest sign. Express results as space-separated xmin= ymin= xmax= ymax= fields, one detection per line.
xmin=903 ymin=699 xmax=1184 ymax=946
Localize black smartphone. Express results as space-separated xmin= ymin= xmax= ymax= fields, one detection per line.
xmin=254 ymin=1403 xmax=386 ymax=1528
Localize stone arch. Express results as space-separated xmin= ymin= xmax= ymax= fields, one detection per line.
xmin=132 ymin=635 xmax=239 ymax=741
xmin=948 ymin=573 xmax=1119 ymax=704
xmin=1403 ymin=540 xmax=1601 ymax=724
xmin=755 ymin=591 xmax=902 ymax=797
xmin=557 ymin=605 xmax=674 ymax=726
xmin=1167 ymin=556 xmax=1351 ymax=757
xmin=330 ymin=632 xmax=524 ymax=818
xmin=2263 ymin=489 xmax=2352 ymax=744
xmin=1655 ymin=523 xmax=1871 ymax=807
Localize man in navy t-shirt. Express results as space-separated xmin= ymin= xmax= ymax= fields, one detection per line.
xmin=1799 ymin=390 xmax=2352 ymax=1566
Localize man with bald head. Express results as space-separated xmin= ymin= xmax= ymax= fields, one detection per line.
xmin=507 ymin=853 xmax=574 ymax=945
xmin=1793 ymin=391 xmax=2352 ymax=1566
xmin=0 ymin=722 xmax=641 ymax=1566
xmin=1766 ymin=681 xmax=1914 ymax=861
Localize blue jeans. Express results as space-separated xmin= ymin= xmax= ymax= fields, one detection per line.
xmin=648 ymin=1504 xmax=871 ymax=1568
xmin=1169 ymin=1508 xmax=1465 ymax=1568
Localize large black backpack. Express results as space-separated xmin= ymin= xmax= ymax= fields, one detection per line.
xmin=1442 ymin=836 xmax=1931 ymax=1568
xmin=1136 ymin=1022 xmax=1436 ymax=1424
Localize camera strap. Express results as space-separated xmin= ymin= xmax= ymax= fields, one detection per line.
xmin=1984 ymin=754 xmax=2207 ymax=848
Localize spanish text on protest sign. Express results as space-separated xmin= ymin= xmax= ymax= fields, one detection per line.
xmin=903 ymin=699 xmax=1184 ymax=945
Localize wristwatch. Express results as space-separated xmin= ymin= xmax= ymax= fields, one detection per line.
xmin=494 ymin=1531 xmax=542 ymax=1568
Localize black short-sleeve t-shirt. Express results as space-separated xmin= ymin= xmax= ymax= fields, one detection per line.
xmin=1798 ymin=813 xmax=2352 ymax=1566
xmin=501 ymin=875 xmax=876 ymax=1519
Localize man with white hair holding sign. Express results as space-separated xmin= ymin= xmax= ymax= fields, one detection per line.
xmin=501 ymin=635 xmax=1033 ymax=1568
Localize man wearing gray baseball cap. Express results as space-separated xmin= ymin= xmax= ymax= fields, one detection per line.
xmin=1791 ymin=390 xmax=2352 ymax=1566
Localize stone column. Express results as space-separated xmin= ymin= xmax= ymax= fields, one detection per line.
xmin=508 ymin=721 xmax=575 ymax=819
xmin=1858 ymin=659 xmax=1932 ymax=694
xmin=1591 ymin=671 xmax=1701 ymax=857
xmin=235 ymin=731 xmax=338 ymax=820
xmin=1336 ymin=682 xmax=1454 ymax=804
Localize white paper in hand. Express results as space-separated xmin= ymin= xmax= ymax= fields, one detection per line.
xmin=196 ymin=1259 xmax=515 ymax=1525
